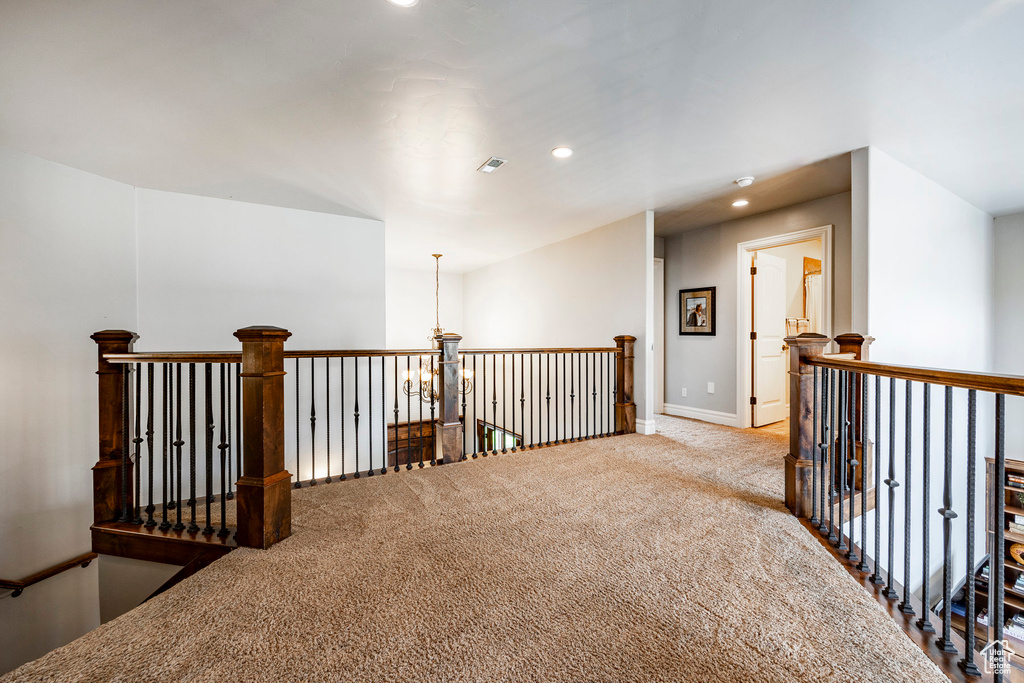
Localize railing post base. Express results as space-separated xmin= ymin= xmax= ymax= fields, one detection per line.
xmin=235 ymin=471 xmax=292 ymax=549
xmin=784 ymin=333 xmax=831 ymax=517
xmin=436 ymin=333 xmax=464 ymax=464
xmin=614 ymin=335 xmax=636 ymax=434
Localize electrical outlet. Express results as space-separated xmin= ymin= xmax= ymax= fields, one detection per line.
xmin=707 ymin=382 xmax=715 ymax=394
xmin=681 ymin=388 xmax=687 ymax=398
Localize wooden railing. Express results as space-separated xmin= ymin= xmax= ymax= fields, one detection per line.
xmin=91 ymin=327 xmax=636 ymax=565
xmin=785 ymin=332 xmax=1023 ymax=680
xmin=0 ymin=553 xmax=97 ymax=597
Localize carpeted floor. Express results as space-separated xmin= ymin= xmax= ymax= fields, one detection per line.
xmin=4 ymin=416 xmax=946 ymax=682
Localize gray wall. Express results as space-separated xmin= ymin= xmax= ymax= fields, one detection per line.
xmin=994 ymin=211 xmax=1024 ymax=456
xmin=662 ymin=192 xmax=852 ymax=418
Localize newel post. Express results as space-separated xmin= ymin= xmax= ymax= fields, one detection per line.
xmin=91 ymin=330 xmax=138 ymax=525
xmin=435 ymin=333 xmax=464 ymax=464
xmin=784 ymin=333 xmax=830 ymax=517
xmin=233 ymin=326 xmax=292 ymax=549
xmin=614 ymin=335 xmax=637 ymax=434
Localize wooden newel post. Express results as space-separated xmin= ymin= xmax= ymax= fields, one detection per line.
xmin=784 ymin=333 xmax=830 ymax=517
xmin=614 ymin=335 xmax=637 ymax=434
xmin=233 ymin=326 xmax=292 ymax=549
xmin=91 ymin=330 xmax=139 ymax=524
xmin=435 ymin=333 xmax=464 ymax=464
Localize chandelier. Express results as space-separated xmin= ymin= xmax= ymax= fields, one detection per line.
xmin=401 ymin=254 xmax=473 ymax=403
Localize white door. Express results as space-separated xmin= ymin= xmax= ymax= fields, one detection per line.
xmin=752 ymin=251 xmax=788 ymax=426
xmin=654 ymin=258 xmax=664 ymax=414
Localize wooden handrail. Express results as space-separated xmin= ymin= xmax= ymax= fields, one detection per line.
xmin=806 ymin=356 xmax=1024 ymax=397
xmin=284 ymin=349 xmax=440 ymax=358
xmin=459 ymin=347 xmax=621 ymax=354
xmin=0 ymin=553 xmax=97 ymax=597
xmin=104 ymin=352 xmax=241 ymax=363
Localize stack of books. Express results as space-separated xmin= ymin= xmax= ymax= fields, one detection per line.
xmin=980 ymin=563 xmax=991 ymax=583
xmin=1009 ymin=473 xmax=1024 ymax=488
xmin=1011 ymin=514 xmax=1024 ymax=536
xmin=1013 ymin=574 xmax=1024 ymax=594
xmin=1007 ymin=613 xmax=1024 ymax=643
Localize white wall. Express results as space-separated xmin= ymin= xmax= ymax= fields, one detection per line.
xmin=662 ymin=192 xmax=852 ymax=423
xmin=0 ymin=147 xmax=137 ymax=673
xmin=385 ymin=267 xmax=463 ymax=349
xmin=462 ymin=211 xmax=655 ymax=431
xmin=853 ymin=146 xmax=994 ymax=600
xmin=136 ymin=189 xmax=385 ymax=351
xmin=993 ymin=211 xmax=1024 ymax=458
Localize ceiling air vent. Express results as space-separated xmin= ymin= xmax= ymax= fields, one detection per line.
xmin=477 ymin=157 xmax=508 ymax=173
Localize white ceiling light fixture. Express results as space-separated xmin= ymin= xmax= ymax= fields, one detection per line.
xmin=477 ymin=157 xmax=508 ymax=173
xmin=732 ymin=199 xmax=749 ymax=207
xmin=387 ymin=0 xmax=419 ymax=7
xmin=551 ymin=147 xmax=573 ymax=158
xmin=734 ymin=176 xmax=755 ymax=188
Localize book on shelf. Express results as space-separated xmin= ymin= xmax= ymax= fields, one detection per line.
xmin=1010 ymin=522 xmax=1024 ymax=534
xmin=1014 ymin=515 xmax=1024 ymax=524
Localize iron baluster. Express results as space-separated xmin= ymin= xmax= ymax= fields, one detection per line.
xmin=381 ymin=356 xmax=388 ymax=474
xmin=294 ymin=358 xmax=301 ymax=488
xmin=810 ymin=366 xmax=819 ymax=527
xmin=310 ymin=357 xmax=317 ymax=485
xmin=546 ymin=354 xmax=551 ymax=446
xmin=354 ymin=357 xmax=361 ymax=478
xmin=472 ymin=355 xmax=478 ymax=458
xmin=854 ymin=374 xmax=868 ymax=571
xmin=368 ymin=356 xmax=375 ymax=476
xmin=217 ymin=365 xmax=229 ymax=538
xmin=916 ymin=384 xmax=934 ymax=633
xmin=462 ymin=355 xmax=469 ymax=460
xmin=119 ymin=364 xmax=130 ymax=523
xmin=836 ymin=371 xmax=847 ymax=552
xmin=510 ymin=354 xmax=516 ymax=453
xmin=132 ymin=364 xmax=143 ymax=524
xmin=492 ymin=354 xmax=498 ymax=455
xmin=326 ymin=358 xmax=332 ymax=482
xmin=816 ymin=368 xmax=830 ymax=536
xmin=960 ymin=389 xmax=980 ymax=675
xmin=869 ymin=375 xmax=884 ymax=585
xmin=159 ymin=364 xmax=170 ymax=531
xmin=202 ymin=364 xmax=214 ymax=536
xmin=569 ymin=351 xmax=575 ymax=443
xmin=187 ymin=364 xmax=199 ymax=533
xmin=995 ymin=394 xmax=1007 ymax=682
xmin=429 ymin=355 xmax=436 ymax=466
xmin=395 ymin=356 xmax=401 ymax=471
xmin=935 ymin=385 xmax=957 ymax=652
xmin=235 ymin=365 xmax=241 ymax=496
xmin=827 ymin=369 xmax=837 ymax=544
xmin=225 ymin=365 xmax=233 ymax=500
xmin=173 ymin=364 xmax=185 ymax=532
xmin=418 ymin=356 xmax=425 ymax=468
xmin=898 ymin=380 xmax=915 ymax=615
xmin=340 ymin=358 xmax=347 ymax=481
xmin=883 ymin=377 xmax=899 ymax=599
xmin=145 ymin=364 xmax=156 ymax=528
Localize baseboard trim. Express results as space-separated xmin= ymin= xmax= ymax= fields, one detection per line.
xmin=635 ymin=418 xmax=656 ymax=435
xmin=662 ymin=403 xmax=739 ymax=427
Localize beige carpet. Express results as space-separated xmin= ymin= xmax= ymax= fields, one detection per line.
xmin=5 ymin=416 xmax=945 ymax=682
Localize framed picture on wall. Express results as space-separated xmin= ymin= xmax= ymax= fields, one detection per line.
xmin=679 ymin=287 xmax=716 ymax=336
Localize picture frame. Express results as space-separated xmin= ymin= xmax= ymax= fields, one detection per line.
xmin=679 ymin=287 xmax=716 ymax=336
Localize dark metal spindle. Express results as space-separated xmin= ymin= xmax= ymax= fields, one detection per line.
xmin=511 ymin=354 xmax=516 ymax=453
xmin=917 ymin=384 xmax=934 ymax=633
xmin=519 ymin=353 xmax=525 ymax=451
xmin=899 ymin=380 xmax=916 ymax=615
xmin=217 ymin=365 xmax=229 ymax=538
xmin=119 ymin=364 xmax=130 ymax=523
xmin=310 ymin=357 xmax=317 ymax=485
xmin=501 ymin=354 xmax=507 ymax=454
xmin=188 ymin=364 xmax=198 ymax=533
xmin=936 ymin=385 xmax=957 ymax=653
xmin=870 ymin=374 xmax=884 ymax=585
xmin=235 ymin=365 xmax=241 ymax=496
xmin=145 ymin=364 xmax=156 ymax=527
xmin=472 ymin=355 xmax=478 ymax=458
xmin=561 ymin=353 xmax=567 ymax=444
xmin=294 ymin=358 xmax=301 ymax=489
xmin=159 ymin=364 xmax=170 ymax=531
xmin=173 ymin=364 xmax=185 ymax=532
xmin=429 ymin=355 xmax=437 ymax=466
xmin=810 ymin=366 xmax=819 ymax=527
xmin=395 ymin=357 xmax=401 ymax=471
xmin=203 ymin=363 xmax=214 ymax=536
xmin=855 ymin=374 xmax=869 ymax=571
xmin=827 ymin=369 xmax=837 ymax=542
xmin=326 ymin=358 xmax=332 ymax=482
xmin=882 ymin=377 xmax=899 ymax=598
xmin=569 ymin=351 xmax=575 ymax=443
xmin=482 ymin=354 xmax=488 ymax=457
xmin=960 ymin=389 xmax=980 ymax=675
xmin=492 ymin=354 xmax=498 ymax=455
xmin=354 ymin=357 xmax=361 ymax=478
xmin=995 ymin=393 xmax=1007 ymax=682
xmin=817 ymin=369 xmax=830 ymax=536
xmin=226 ymin=364 xmax=234 ymax=500
xmin=846 ymin=373 xmax=859 ymax=562
xmin=837 ymin=371 xmax=848 ymax=552
xmin=546 ymin=354 xmax=552 ymax=446
xmin=340 ymin=359 xmax=347 ymax=481
xmin=418 ymin=357 xmax=425 ymax=468
xmin=462 ymin=355 xmax=469 ymax=460
xmin=369 ymin=356 xmax=375 ymax=476
xmin=381 ymin=356 xmax=388 ymax=474
xmin=132 ymin=364 xmax=143 ymax=524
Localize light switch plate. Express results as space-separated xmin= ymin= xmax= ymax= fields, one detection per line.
xmin=707 ymin=382 xmax=715 ymax=394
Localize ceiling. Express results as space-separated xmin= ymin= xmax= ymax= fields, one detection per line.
xmin=655 ymin=153 xmax=852 ymax=237
xmin=1 ymin=1 xmax=1022 ymax=272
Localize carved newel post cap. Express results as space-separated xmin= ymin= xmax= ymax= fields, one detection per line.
xmin=614 ymin=335 xmax=637 ymax=343
xmin=435 ymin=332 xmax=462 ymax=342
xmin=91 ymin=330 xmax=138 ymax=344
xmin=233 ymin=326 xmax=292 ymax=342
xmin=784 ymin=332 xmax=830 ymax=346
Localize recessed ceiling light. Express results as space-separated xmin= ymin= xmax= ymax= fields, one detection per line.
xmin=551 ymin=147 xmax=574 ymax=158
xmin=734 ymin=176 xmax=755 ymax=188
xmin=732 ymin=199 xmax=749 ymax=207
xmin=387 ymin=0 xmax=419 ymax=6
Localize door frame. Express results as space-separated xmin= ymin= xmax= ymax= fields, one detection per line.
xmin=654 ymin=257 xmax=665 ymax=414
xmin=735 ymin=225 xmax=833 ymax=429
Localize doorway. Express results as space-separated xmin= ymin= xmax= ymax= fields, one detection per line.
xmin=735 ymin=226 xmax=833 ymax=429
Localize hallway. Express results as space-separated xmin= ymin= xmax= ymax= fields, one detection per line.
xmin=5 ymin=417 xmax=944 ymax=682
